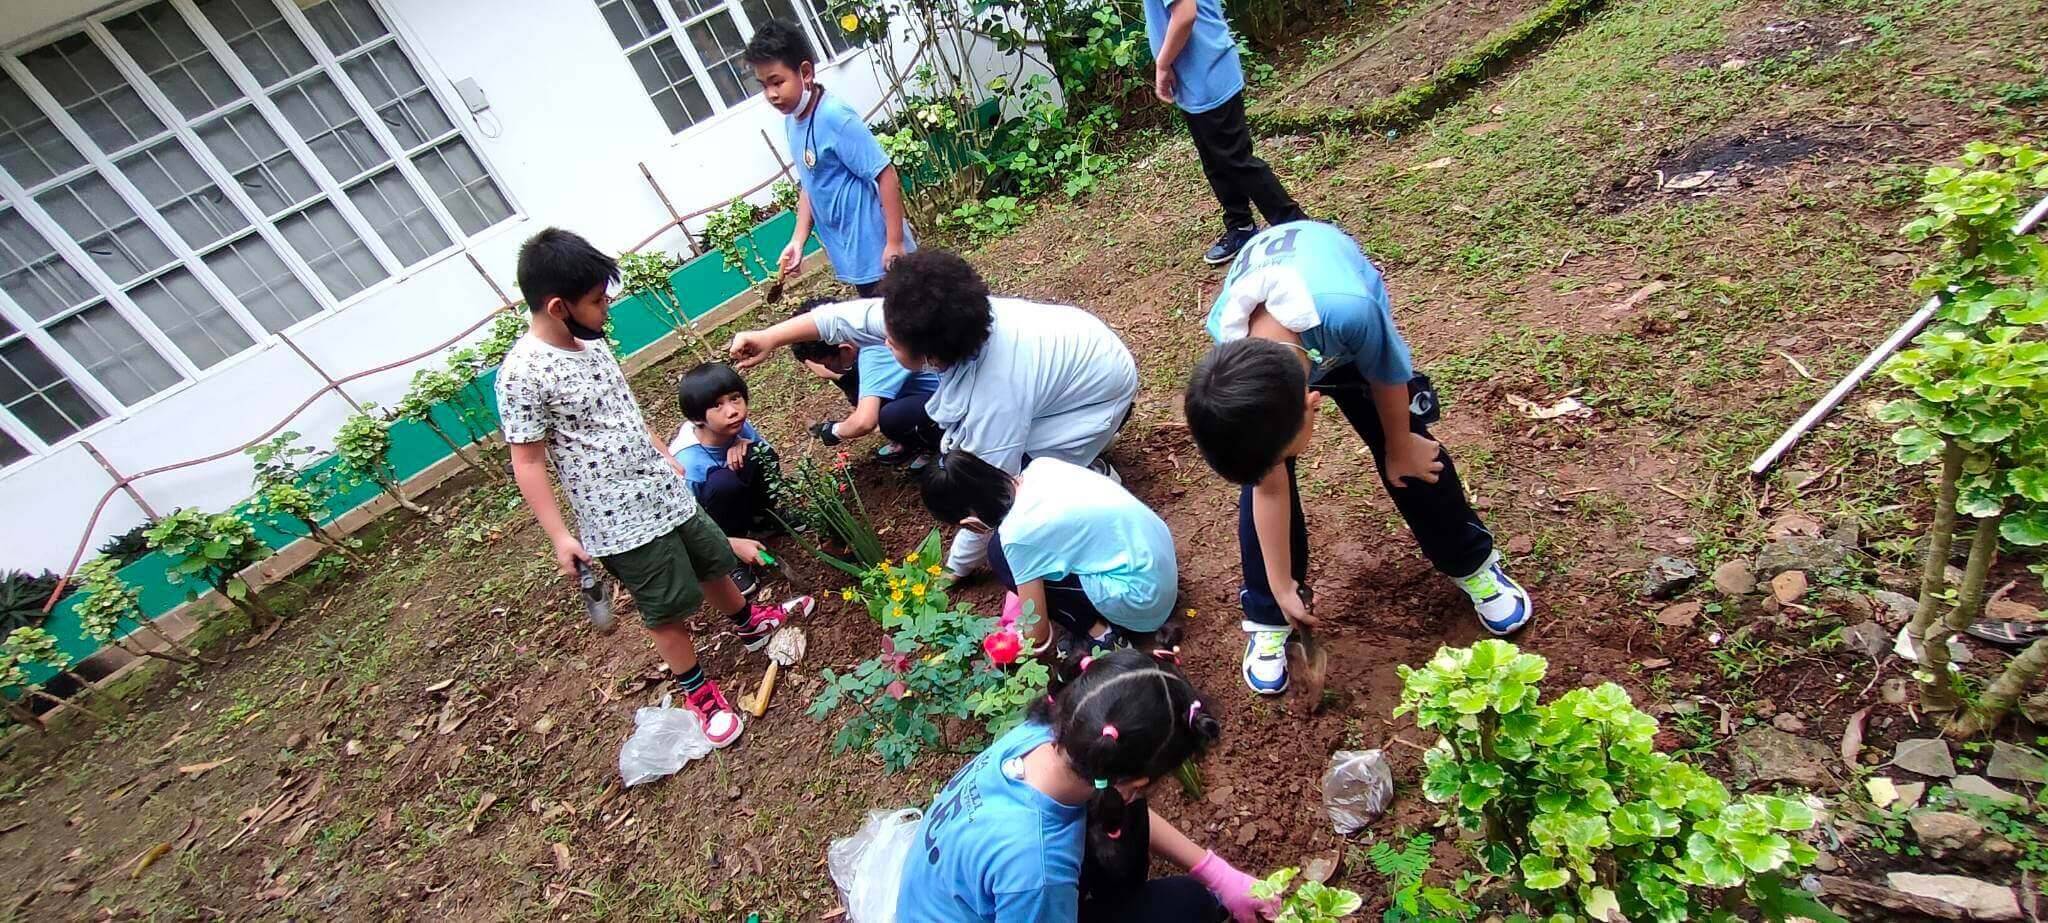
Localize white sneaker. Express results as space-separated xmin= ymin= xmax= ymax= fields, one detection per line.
xmin=1088 ymin=456 xmax=1122 ymax=484
xmin=1456 ymin=552 xmax=1532 ymax=636
xmin=1241 ymin=622 xmax=1290 ymax=695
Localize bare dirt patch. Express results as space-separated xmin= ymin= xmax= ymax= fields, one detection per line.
xmin=1283 ymin=0 xmax=1552 ymax=110
xmin=1667 ymin=16 xmax=1871 ymax=72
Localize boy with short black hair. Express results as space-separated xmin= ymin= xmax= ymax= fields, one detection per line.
xmin=1183 ymin=220 xmax=1530 ymax=697
xmin=1143 ymin=0 xmax=1305 ymax=265
xmin=746 ymin=20 xmax=911 ymax=296
xmin=788 ymin=297 xmax=942 ymax=468
xmin=672 ymin=362 xmax=780 ymax=597
xmin=498 ymin=228 xmax=812 ymax=749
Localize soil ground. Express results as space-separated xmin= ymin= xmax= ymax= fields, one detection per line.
xmin=4 ymin=0 xmax=2048 ymax=919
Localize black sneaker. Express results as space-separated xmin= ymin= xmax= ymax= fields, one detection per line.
xmin=730 ymin=563 xmax=761 ymax=599
xmin=1203 ymin=226 xmax=1259 ymax=265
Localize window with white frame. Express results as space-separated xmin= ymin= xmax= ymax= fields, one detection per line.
xmin=597 ymin=0 xmax=864 ymax=136
xmin=0 ymin=0 xmax=512 ymax=466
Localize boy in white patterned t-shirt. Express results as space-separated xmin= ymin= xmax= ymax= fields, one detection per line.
xmin=496 ymin=228 xmax=812 ymax=748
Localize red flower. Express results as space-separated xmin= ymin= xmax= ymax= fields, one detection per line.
xmin=983 ymin=629 xmax=1022 ymax=666
xmin=885 ymin=680 xmax=909 ymax=700
xmin=883 ymin=650 xmax=913 ymax=674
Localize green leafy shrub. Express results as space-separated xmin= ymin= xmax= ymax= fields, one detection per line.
xmin=702 ymin=197 xmax=772 ymax=286
xmin=1371 ymin=832 xmax=1479 ymax=922
xmin=1396 ymin=640 xmax=1834 ymax=922
xmin=1250 ymin=867 xmax=1364 ymax=923
xmin=762 ymin=448 xmax=883 ymax=576
xmin=810 ymin=530 xmax=1047 ymax=771
xmin=2 ymin=625 xmax=109 ymax=722
xmin=146 ymin=509 xmax=279 ymax=629
xmin=96 ymin=521 xmax=154 ymax=568
xmin=246 ymin=432 xmax=365 ymax=564
xmin=771 ymin=177 xmax=800 ymax=213
xmin=334 ymin=405 xmax=426 ymax=515
xmin=75 ymin=556 xmax=203 ymax=664
xmin=619 ymin=249 xmax=717 ymax=356
xmin=394 ymin=352 xmax=503 ymax=483
xmin=0 ymin=570 xmax=62 ymax=634
xmin=475 ymin=309 xmax=528 ymax=368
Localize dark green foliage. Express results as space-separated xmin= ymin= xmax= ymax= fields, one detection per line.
xmin=0 ymin=570 xmax=63 ymax=634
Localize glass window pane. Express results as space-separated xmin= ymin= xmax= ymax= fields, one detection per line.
xmin=410 ymin=138 xmax=509 ymax=235
xmin=278 ymin=200 xmax=384 ymax=298
xmin=107 ymin=2 xmax=241 ymax=120
xmin=0 ymin=426 xmax=26 ymax=467
xmin=46 ymin=302 xmax=183 ymax=404
xmin=0 ymin=337 xmax=106 ymax=441
xmin=19 ymin=34 xmax=166 ymax=154
xmin=303 ymin=0 xmax=390 ymax=57
xmin=194 ymin=0 xmax=316 ymax=87
xmin=802 ymin=0 xmax=856 ymax=57
xmin=116 ymin=138 xmax=248 ymax=249
xmin=685 ymin=12 xmax=750 ymax=106
xmin=341 ymin=44 xmax=454 ymax=150
xmin=196 ymin=107 xmax=319 ymax=213
xmin=669 ymin=0 xmax=720 ymax=19
xmin=0 ymin=71 xmax=86 ymax=187
xmin=0 ymin=210 xmax=96 ymax=320
xmin=271 ymin=74 xmax=387 ymax=181
xmin=203 ymin=234 xmax=318 ymax=330
xmin=344 ymin=167 xmax=446 ymax=264
xmin=740 ymin=0 xmax=803 ymax=34
xmin=630 ymin=39 xmax=711 ymax=133
xmin=35 ymin=174 xmax=176 ymax=285
xmin=598 ymin=0 xmax=667 ymax=48
xmin=125 ymin=266 xmax=252 ymax=368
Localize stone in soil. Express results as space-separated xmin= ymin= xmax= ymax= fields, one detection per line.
xmin=1731 ymin=726 xmax=1836 ymax=787
xmin=1655 ymin=601 xmax=1700 ymax=628
xmin=1711 ymin=559 xmax=1755 ymax=596
xmin=1907 ymin=811 xmax=2005 ymax=861
xmin=1952 ymin=774 xmax=2024 ymax=806
xmin=1642 ymin=556 xmax=1700 ymax=600
xmin=1754 ymin=535 xmax=1857 ymax=580
xmin=1986 ymin=596 xmax=2041 ymax=622
xmin=1770 ymin=713 xmax=1806 ymax=733
xmin=1893 ymin=781 xmax=1927 ymax=810
xmin=1881 ymin=676 xmax=1910 ymax=704
xmin=1841 ymin=620 xmax=1888 ymax=658
xmin=1870 ymin=589 xmax=1916 ymax=625
xmin=1817 ymin=586 xmax=1873 ymax=619
xmin=1893 ymin=738 xmax=1957 ymax=778
xmin=1769 ymin=570 xmax=1809 ymax=604
xmin=1884 ymin=873 xmax=2021 ymax=921
xmin=1985 ymin=741 xmax=2047 ymax=784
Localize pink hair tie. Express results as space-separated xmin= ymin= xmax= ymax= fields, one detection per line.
xmin=1106 ymin=828 xmax=1122 ymax=840
xmin=1188 ymin=700 xmax=1203 ymax=725
xmin=1099 ymin=724 xmax=1119 ymax=740
xmin=1079 ymin=655 xmax=1094 ymax=671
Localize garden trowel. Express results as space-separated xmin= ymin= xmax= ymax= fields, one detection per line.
xmin=741 ymin=626 xmax=807 ymax=718
xmin=1285 ymin=589 xmax=1328 ymax=710
xmin=575 ymin=559 xmax=617 ymax=634
xmin=756 ymin=549 xmax=802 ymax=588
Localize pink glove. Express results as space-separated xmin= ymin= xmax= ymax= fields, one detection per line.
xmin=1191 ymin=851 xmax=1277 ymax=923
xmin=1000 ymin=591 xmax=1023 ymax=628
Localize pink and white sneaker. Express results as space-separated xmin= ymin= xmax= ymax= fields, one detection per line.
xmin=737 ymin=595 xmax=814 ymax=652
xmin=683 ymin=680 xmax=744 ymax=748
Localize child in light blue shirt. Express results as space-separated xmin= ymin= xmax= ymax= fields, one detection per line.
xmin=745 ymin=20 xmax=912 ymax=295
xmin=787 ymin=298 xmax=942 ymax=465
xmin=1141 ymin=0 xmax=1304 ymax=265
xmin=674 ymin=363 xmax=779 ymax=595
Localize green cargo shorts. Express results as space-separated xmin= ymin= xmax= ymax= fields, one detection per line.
xmin=599 ymin=510 xmax=738 ymax=628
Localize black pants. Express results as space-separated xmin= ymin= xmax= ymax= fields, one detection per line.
xmin=1079 ymin=876 xmax=1226 ymax=923
xmin=1184 ymin=92 xmax=1305 ymax=231
xmin=1238 ymin=365 xmax=1493 ymax=627
xmin=855 ymin=279 xmax=880 ymax=298
xmin=696 ymin=445 xmax=779 ymax=538
xmin=877 ymin=383 xmax=942 ymax=452
xmin=987 ymin=534 xmax=1106 ymax=640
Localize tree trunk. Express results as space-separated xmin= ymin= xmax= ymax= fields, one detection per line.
xmin=1907 ymin=442 xmax=1964 ymax=638
xmin=139 ymin=621 xmax=214 ymax=664
xmin=304 ymin=520 xmax=368 ymax=565
xmin=1948 ymin=637 xmax=2048 ymax=737
xmin=376 ymin=478 xmax=428 ymax=515
xmin=118 ymin=637 xmax=195 ymax=666
xmin=226 ymin=589 xmax=281 ymax=628
xmin=1919 ymin=513 xmax=2001 ymax=710
xmin=425 ymin=421 xmax=503 ymax=482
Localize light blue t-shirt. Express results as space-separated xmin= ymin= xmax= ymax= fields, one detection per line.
xmin=999 ymin=458 xmax=1178 ymax=632
xmin=1142 ymin=0 xmax=1245 ymax=115
xmin=1205 ymin=220 xmax=1415 ymax=386
xmin=675 ymin=420 xmax=768 ymax=492
xmin=856 ymin=343 xmax=939 ymax=402
xmin=787 ymin=91 xmax=914 ymax=286
xmin=896 ymin=723 xmax=1084 ymax=923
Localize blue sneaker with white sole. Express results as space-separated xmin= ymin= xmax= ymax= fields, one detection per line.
xmin=1456 ymin=552 xmax=1532 ymax=635
xmin=1241 ymin=623 xmax=1291 ymax=695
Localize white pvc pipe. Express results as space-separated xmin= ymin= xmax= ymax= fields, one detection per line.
xmin=1747 ymin=191 xmax=2048 ymax=477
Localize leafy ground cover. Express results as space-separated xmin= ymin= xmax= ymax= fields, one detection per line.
xmin=2 ymin=0 xmax=2046 ymax=918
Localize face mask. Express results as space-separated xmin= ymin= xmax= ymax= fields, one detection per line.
xmin=793 ymin=82 xmax=813 ymax=116
xmin=556 ymin=304 xmax=605 ymax=341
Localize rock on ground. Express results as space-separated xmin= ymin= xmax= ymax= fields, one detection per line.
xmin=1893 ymin=738 xmax=1957 ymax=778
xmin=1731 ymin=726 xmax=1836 ymax=788
xmin=1952 ymin=774 xmax=2024 ymax=806
xmin=1841 ymin=621 xmax=1888 ymax=658
xmin=1907 ymin=811 xmax=2016 ymax=864
xmin=1712 ymin=559 xmax=1755 ymax=596
xmin=1643 ymin=556 xmax=1700 ymax=600
xmin=1885 ymin=873 xmax=2021 ymax=921
xmin=1870 ymin=589 xmax=1916 ymax=625
xmin=1986 ymin=741 xmax=2047 ymax=784
xmin=1754 ymin=535 xmax=1857 ymax=580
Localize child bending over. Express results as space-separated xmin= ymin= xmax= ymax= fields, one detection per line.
xmin=788 ymin=297 xmax=942 ymax=468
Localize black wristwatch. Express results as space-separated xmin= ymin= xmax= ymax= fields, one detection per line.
xmin=810 ymin=420 xmax=842 ymax=446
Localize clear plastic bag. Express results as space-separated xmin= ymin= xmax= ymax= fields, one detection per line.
xmin=828 ymin=808 xmax=924 ymax=923
xmin=618 ymin=693 xmax=714 ymax=787
xmin=1321 ymin=749 xmax=1393 ymax=835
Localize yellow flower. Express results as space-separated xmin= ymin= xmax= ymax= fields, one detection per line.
xmin=905 ymin=552 xmax=920 ymax=565
xmin=888 ymin=604 xmax=902 ymax=619
xmin=911 ymin=583 xmax=926 ymax=596
xmin=926 ymin=564 xmax=943 ymax=575
xmin=839 ymin=12 xmax=859 ymax=33
xmin=891 ymin=589 xmax=904 ymax=601
xmin=1186 ymin=608 xmax=1198 ymax=620
xmin=840 ymin=589 xmax=856 ymax=602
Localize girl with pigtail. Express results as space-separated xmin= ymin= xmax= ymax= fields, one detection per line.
xmin=895 ymin=649 xmax=1275 ymax=923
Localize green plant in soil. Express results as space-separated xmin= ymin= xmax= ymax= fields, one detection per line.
xmin=393 ymin=350 xmax=503 ymax=483
xmin=245 ymin=432 xmax=367 ymax=565
xmin=334 ymin=405 xmax=427 ymax=516
xmin=702 ymin=198 xmax=771 ymax=286
xmin=0 ymin=569 xmax=63 ymax=634
xmin=95 ymin=520 xmax=155 ymax=568
xmin=1249 ymin=867 xmax=1364 ymax=923
xmin=617 ymin=249 xmax=716 ymax=357
xmin=1371 ymin=831 xmax=1479 ymax=922
xmin=1396 ymin=640 xmax=1837 ymax=922
xmin=771 ymin=177 xmax=799 ymax=214
xmin=809 ymin=530 xmax=1047 ymax=772
xmin=1877 ymin=142 xmax=2048 ymax=734
xmin=145 ymin=508 xmax=280 ymax=630
xmin=74 ymin=556 xmax=205 ymax=665
xmin=3 ymin=626 xmax=110 ymax=724
xmin=762 ymin=446 xmax=884 ymax=576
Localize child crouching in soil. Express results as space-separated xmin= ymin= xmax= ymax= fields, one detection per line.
xmin=895 ymin=649 xmax=1271 ymax=923
xmin=497 ymin=229 xmax=812 ymax=749
xmin=919 ymin=449 xmax=1178 ymax=656
xmin=787 ymin=297 xmax=942 ymax=469
xmin=674 ymin=361 xmax=780 ymax=597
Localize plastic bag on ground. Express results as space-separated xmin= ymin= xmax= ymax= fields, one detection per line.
xmin=828 ymin=807 xmax=923 ymax=923
xmin=1322 ymin=748 xmax=1393 ymax=835
xmin=618 ymin=693 xmax=714 ymax=787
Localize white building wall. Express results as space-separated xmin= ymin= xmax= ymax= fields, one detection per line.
xmin=0 ymin=0 xmax=1040 ymax=572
